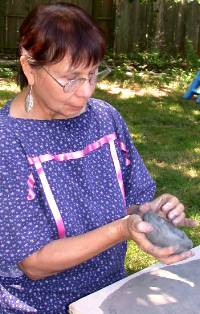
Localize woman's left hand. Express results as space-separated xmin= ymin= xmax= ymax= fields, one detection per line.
xmin=138 ymin=193 xmax=198 ymax=227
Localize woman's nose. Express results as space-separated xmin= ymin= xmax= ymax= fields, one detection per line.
xmin=75 ymin=79 xmax=95 ymax=98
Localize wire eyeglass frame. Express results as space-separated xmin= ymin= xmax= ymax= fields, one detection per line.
xmin=42 ymin=63 xmax=111 ymax=93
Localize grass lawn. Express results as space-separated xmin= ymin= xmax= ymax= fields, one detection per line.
xmin=95 ymin=70 xmax=200 ymax=272
xmin=0 ymin=59 xmax=200 ymax=274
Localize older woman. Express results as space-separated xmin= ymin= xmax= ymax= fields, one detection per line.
xmin=0 ymin=3 xmax=195 ymax=313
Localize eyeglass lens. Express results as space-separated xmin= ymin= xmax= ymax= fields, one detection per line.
xmin=63 ymin=64 xmax=111 ymax=93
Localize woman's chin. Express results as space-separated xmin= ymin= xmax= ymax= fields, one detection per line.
xmin=63 ymin=106 xmax=86 ymax=119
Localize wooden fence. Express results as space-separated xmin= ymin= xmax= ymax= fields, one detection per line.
xmin=0 ymin=0 xmax=200 ymax=55
xmin=0 ymin=0 xmax=114 ymax=53
xmin=114 ymin=0 xmax=200 ymax=54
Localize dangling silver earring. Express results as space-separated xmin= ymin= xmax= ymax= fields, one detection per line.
xmin=25 ymin=85 xmax=34 ymax=112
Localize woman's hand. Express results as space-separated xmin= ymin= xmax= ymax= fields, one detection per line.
xmin=138 ymin=193 xmax=198 ymax=227
xmin=122 ymin=214 xmax=194 ymax=265
xmin=124 ymin=193 xmax=198 ymax=264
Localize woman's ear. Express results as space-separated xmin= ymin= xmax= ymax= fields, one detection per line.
xmin=20 ymin=55 xmax=35 ymax=86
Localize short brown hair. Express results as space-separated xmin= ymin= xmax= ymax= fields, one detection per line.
xmin=17 ymin=2 xmax=106 ymax=88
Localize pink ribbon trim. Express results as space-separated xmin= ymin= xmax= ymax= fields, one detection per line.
xmin=33 ymin=157 xmax=66 ymax=239
xmin=118 ymin=141 xmax=131 ymax=166
xmin=27 ymin=133 xmax=130 ymax=238
xmin=28 ymin=133 xmax=119 ymax=165
xmin=109 ymin=141 xmax=126 ymax=206
xmin=27 ymin=173 xmax=35 ymax=201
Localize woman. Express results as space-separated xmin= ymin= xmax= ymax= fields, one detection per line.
xmin=0 ymin=3 xmax=195 ymax=313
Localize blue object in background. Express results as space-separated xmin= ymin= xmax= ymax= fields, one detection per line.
xmin=196 ymin=95 xmax=200 ymax=103
xmin=183 ymin=71 xmax=200 ymax=103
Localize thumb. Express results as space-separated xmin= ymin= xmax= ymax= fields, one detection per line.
xmin=139 ymin=202 xmax=152 ymax=214
xmin=139 ymin=196 xmax=165 ymax=214
xmin=129 ymin=214 xmax=153 ymax=233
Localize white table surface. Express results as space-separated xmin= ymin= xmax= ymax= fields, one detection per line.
xmin=69 ymin=245 xmax=200 ymax=314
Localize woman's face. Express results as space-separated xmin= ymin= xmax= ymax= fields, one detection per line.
xmin=31 ymin=55 xmax=98 ymax=119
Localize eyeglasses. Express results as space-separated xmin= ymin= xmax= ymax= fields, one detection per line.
xmin=42 ymin=63 xmax=111 ymax=93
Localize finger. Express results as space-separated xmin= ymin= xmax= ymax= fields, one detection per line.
xmin=148 ymin=245 xmax=193 ymax=261
xmin=159 ymin=250 xmax=194 ymax=265
xmin=162 ymin=198 xmax=181 ymax=215
xmin=133 ymin=234 xmax=161 ymax=255
xmin=142 ymin=244 xmax=192 ymax=260
xmin=137 ymin=221 xmax=153 ymax=233
xmin=138 ymin=202 xmax=151 ymax=214
xmin=154 ymin=193 xmax=178 ymax=212
xmin=171 ymin=211 xmax=185 ymax=225
xmin=181 ymin=218 xmax=199 ymax=228
xmin=145 ymin=245 xmax=176 ymax=259
xmin=142 ymin=194 xmax=180 ymax=215
xmin=133 ymin=236 xmax=193 ymax=264
xmin=166 ymin=203 xmax=184 ymax=221
xmin=129 ymin=214 xmax=153 ymax=233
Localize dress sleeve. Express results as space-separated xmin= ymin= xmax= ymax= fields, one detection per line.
xmin=109 ymin=105 xmax=156 ymax=207
xmin=0 ymin=132 xmax=52 ymax=273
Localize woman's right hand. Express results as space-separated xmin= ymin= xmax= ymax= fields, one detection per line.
xmin=121 ymin=214 xmax=193 ymax=265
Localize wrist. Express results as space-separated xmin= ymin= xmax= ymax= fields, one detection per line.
xmin=118 ymin=216 xmax=130 ymax=241
xmin=107 ymin=218 xmax=129 ymax=244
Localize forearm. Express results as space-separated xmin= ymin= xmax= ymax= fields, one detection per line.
xmin=19 ymin=219 xmax=125 ymax=280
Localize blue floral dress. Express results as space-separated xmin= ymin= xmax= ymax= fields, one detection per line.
xmin=0 ymin=98 xmax=156 ymax=313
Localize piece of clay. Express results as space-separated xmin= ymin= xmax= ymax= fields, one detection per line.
xmin=143 ymin=211 xmax=193 ymax=254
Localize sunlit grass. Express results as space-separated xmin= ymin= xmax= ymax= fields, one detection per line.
xmin=98 ymin=81 xmax=170 ymax=99
xmin=0 ymin=80 xmax=19 ymax=106
xmin=149 ymin=160 xmax=200 ymax=179
xmin=125 ymin=241 xmax=157 ymax=273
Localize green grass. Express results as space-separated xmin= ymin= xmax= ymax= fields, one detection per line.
xmin=0 ymin=58 xmax=200 ymax=274
xmin=96 ymin=64 xmax=200 ymax=273
xmin=0 ymin=63 xmax=19 ymax=105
